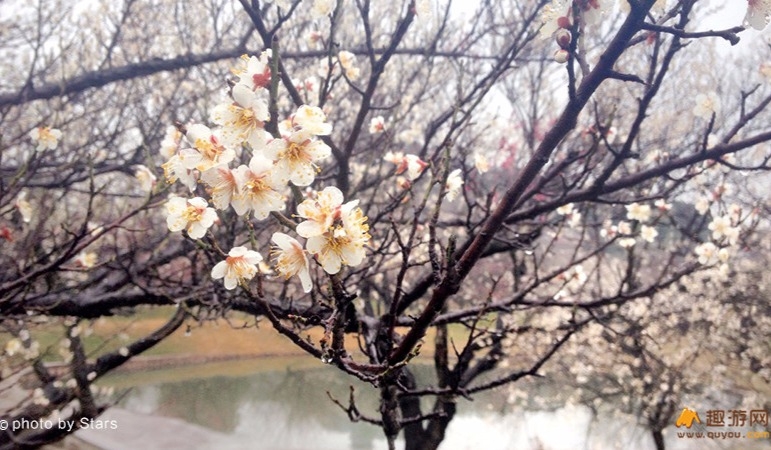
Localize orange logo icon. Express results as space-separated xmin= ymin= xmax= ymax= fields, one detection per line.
xmin=675 ymin=408 xmax=702 ymax=428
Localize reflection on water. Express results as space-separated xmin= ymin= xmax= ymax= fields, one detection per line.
xmin=103 ymin=358 xmax=762 ymax=450
xmin=117 ymin=360 xmax=397 ymax=450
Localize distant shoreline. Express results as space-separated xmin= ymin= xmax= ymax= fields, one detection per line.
xmin=44 ymin=351 xmax=309 ymax=376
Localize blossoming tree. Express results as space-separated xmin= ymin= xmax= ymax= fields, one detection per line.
xmin=1 ymin=1 xmax=770 ymax=449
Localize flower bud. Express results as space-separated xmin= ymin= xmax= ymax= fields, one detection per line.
xmin=554 ymin=49 xmax=569 ymax=64
xmin=557 ymin=16 xmax=571 ymax=29
xmin=556 ymin=29 xmax=572 ymax=49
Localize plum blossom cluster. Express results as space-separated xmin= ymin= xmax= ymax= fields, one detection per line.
xmin=556 ymin=203 xmax=582 ymax=229
xmin=384 ymin=151 xmax=429 ymax=183
xmin=694 ymin=207 xmax=745 ymax=276
xmin=539 ymin=0 xmax=769 ymax=64
xmin=381 ymin=151 xmax=465 ymax=201
xmin=295 ymin=187 xmax=371 ymax=275
xmin=540 ymin=0 xmax=613 ymax=63
xmin=554 ymin=264 xmax=588 ymax=300
xmin=160 ymin=52 xmax=369 ymax=291
xmin=541 ymin=0 xmax=756 ymax=65
xmin=687 ymin=158 xmax=750 ymax=274
xmin=598 ymin=201 xmax=661 ymax=248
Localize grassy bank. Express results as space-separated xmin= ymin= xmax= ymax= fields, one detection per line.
xmin=4 ymin=306 xmax=461 ymax=372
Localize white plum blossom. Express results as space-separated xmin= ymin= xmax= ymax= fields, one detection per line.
xmin=695 ymin=196 xmax=711 ymax=215
xmin=292 ymin=105 xmax=332 ymax=135
xmin=73 ymin=252 xmax=98 ymax=269
xmin=15 ymin=191 xmax=33 ymax=223
xmin=445 ymin=169 xmax=464 ymax=201
xmin=29 ymin=126 xmax=62 ymax=151
xmin=296 ymin=186 xmax=345 ymax=238
xmin=554 ymin=265 xmax=588 ymax=299
xmin=32 ymin=388 xmax=50 ymax=406
xmin=718 ymin=247 xmax=731 ymax=263
xmin=233 ymin=53 xmax=272 ymax=92
xmin=161 ymin=153 xmax=198 ymax=192
xmin=745 ymin=0 xmax=771 ymax=30
xmin=180 ymin=124 xmax=236 ymax=172
xmin=306 ymin=201 xmax=370 ymax=274
xmin=618 ymin=237 xmax=636 ymax=248
xmin=383 ymin=151 xmax=404 ymax=165
xmin=210 ymin=84 xmax=270 ymax=146
xmin=626 ymin=203 xmax=651 ymax=222
xmin=708 ymin=216 xmax=732 ymax=240
xmin=567 ymin=211 xmax=582 ymax=228
xmin=134 ymin=165 xmax=157 ymax=192
xmin=211 ymin=246 xmax=263 ymax=290
xmin=617 ymin=221 xmax=632 ymax=235
xmin=404 ymin=155 xmax=429 ymax=180
xmin=600 ymin=220 xmax=617 ymax=239
xmin=166 ymin=196 xmax=218 ymax=239
xmin=556 ymin=203 xmax=574 ymax=215
xmin=640 ymin=225 xmax=658 ymax=243
xmin=338 ymin=50 xmax=360 ymax=80
xmin=160 ymin=125 xmax=182 ymax=160
xmin=655 ymin=199 xmax=672 ymax=211
xmin=712 ymin=181 xmax=733 ymax=200
xmin=383 ymin=152 xmax=428 ymax=180
xmin=540 ymin=0 xmax=611 ymax=35
xmin=555 ymin=202 xmax=581 ymax=227
xmin=295 ymin=76 xmax=319 ymax=94
xmin=709 ymin=216 xmax=740 ymax=245
xmin=369 ymin=116 xmax=386 ymax=134
xmin=263 ymin=130 xmax=331 ymax=186
xmin=200 ymin=165 xmax=239 ymax=210
xmin=693 ymin=92 xmax=721 ymax=119
xmin=271 ymin=232 xmax=312 ymax=293
xmin=231 ymin=155 xmax=285 ymax=219
xmin=474 ymin=153 xmax=490 ymax=174
xmin=317 ymin=57 xmax=337 ymax=78
xmin=695 ymin=242 xmax=719 ymax=265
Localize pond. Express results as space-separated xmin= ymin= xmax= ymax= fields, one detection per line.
xmin=73 ymin=357 xmax=765 ymax=450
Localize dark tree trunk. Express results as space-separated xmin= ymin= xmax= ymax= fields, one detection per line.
xmin=400 ymin=368 xmax=427 ymax=450
xmin=399 ymin=366 xmax=456 ymax=450
xmin=652 ymin=428 xmax=665 ymax=450
xmin=418 ymin=397 xmax=456 ymax=450
xmin=380 ymin=376 xmax=401 ymax=450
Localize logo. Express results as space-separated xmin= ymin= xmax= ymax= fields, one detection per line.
xmin=676 ymin=408 xmax=702 ymax=428
xmin=675 ymin=407 xmax=770 ymax=441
